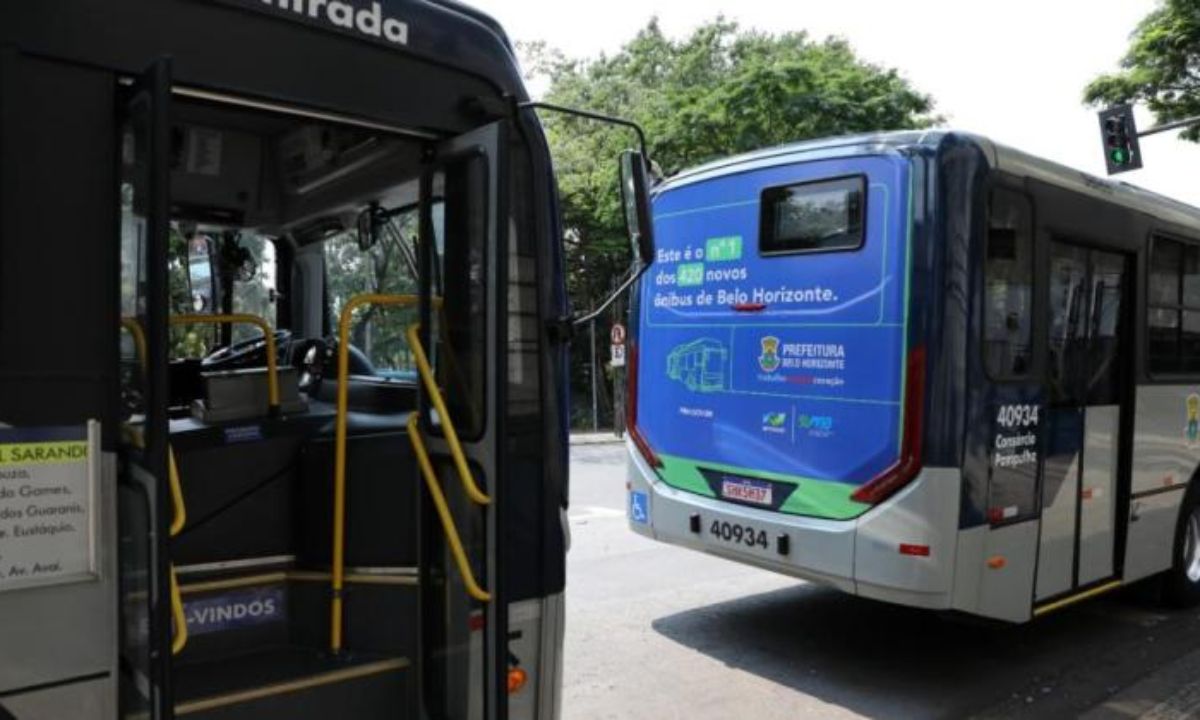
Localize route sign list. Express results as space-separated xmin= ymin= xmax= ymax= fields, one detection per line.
xmin=0 ymin=423 xmax=97 ymax=591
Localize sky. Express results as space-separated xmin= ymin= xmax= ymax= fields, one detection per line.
xmin=473 ymin=0 xmax=1200 ymax=207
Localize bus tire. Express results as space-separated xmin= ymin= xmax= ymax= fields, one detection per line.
xmin=1164 ymin=487 xmax=1200 ymax=607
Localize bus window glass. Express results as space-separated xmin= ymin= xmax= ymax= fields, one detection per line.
xmin=325 ymin=208 xmax=422 ymax=376
xmin=1149 ymin=308 xmax=1181 ymax=374
xmin=1048 ymin=246 xmax=1088 ymax=404
xmin=1086 ymin=251 xmax=1126 ymax=404
xmin=759 ymin=175 xmax=865 ymax=255
xmin=1185 ymin=245 xmax=1200 ymax=307
xmin=432 ymin=155 xmax=488 ymax=439
xmin=169 ymin=226 xmax=215 ymax=359
xmin=983 ymin=189 xmax=1033 ymax=378
xmin=1150 ymin=239 xmax=1182 ymax=306
xmin=1184 ymin=311 xmax=1200 ymax=373
xmin=1147 ymin=237 xmax=1200 ymax=375
xmin=230 ymin=234 xmax=277 ymax=343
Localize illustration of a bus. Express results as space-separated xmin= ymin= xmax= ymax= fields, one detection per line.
xmin=666 ymin=338 xmax=728 ymax=392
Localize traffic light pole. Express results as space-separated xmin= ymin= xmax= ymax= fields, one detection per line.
xmin=1138 ymin=114 xmax=1200 ymax=138
xmin=1099 ymin=104 xmax=1200 ymax=175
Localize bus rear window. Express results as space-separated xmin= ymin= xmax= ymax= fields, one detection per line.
xmin=759 ymin=175 xmax=865 ymax=255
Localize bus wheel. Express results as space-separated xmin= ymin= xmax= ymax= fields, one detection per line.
xmin=1165 ymin=489 xmax=1200 ymax=607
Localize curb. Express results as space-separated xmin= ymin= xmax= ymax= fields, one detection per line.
xmin=569 ymin=433 xmax=625 ymax=446
xmin=1080 ymin=648 xmax=1200 ymax=719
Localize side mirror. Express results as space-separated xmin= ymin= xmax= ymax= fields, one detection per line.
xmin=619 ymin=150 xmax=655 ymax=267
xmin=563 ymin=150 xmax=658 ymax=333
xmin=356 ymin=203 xmax=381 ymax=252
xmin=187 ymin=235 xmax=217 ymax=314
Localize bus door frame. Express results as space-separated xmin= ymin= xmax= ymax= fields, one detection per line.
xmin=418 ymin=118 xmax=510 ymax=720
xmin=1034 ymin=235 xmax=1135 ymax=605
xmin=116 ymin=57 xmax=175 ymax=719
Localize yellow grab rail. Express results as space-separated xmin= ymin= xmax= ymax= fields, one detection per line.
xmin=167 ymin=447 xmax=188 ymax=655
xmin=170 ymin=313 xmax=280 ymax=412
xmin=119 ymin=318 xmax=189 ymax=653
xmin=168 ymin=448 xmax=187 ymax=537
xmin=329 ymin=294 xmax=491 ymax=652
xmin=120 ymin=426 xmax=189 ymax=655
xmin=118 ymin=321 xmax=188 ymax=534
xmin=330 ymin=293 xmax=421 ymax=653
xmin=170 ymin=567 xmax=189 ymax=655
xmin=120 ymin=317 xmax=148 ymax=374
xmin=407 ymin=414 xmax=491 ymax=601
xmin=405 ymin=322 xmax=490 ymax=505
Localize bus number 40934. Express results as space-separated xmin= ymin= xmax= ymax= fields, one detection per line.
xmin=709 ymin=519 xmax=769 ymax=549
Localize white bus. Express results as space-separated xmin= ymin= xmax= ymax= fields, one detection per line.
xmin=627 ymin=131 xmax=1200 ymax=622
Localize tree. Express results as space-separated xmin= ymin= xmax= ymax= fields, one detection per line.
xmin=524 ymin=18 xmax=938 ymax=427
xmin=1085 ymin=0 xmax=1200 ymax=140
xmin=324 ymin=212 xmax=420 ymax=371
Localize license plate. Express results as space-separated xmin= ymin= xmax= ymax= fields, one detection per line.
xmin=707 ymin=517 xmax=769 ymax=550
xmin=720 ymin=477 xmax=773 ymax=506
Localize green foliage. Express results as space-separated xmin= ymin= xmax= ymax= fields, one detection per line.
xmin=1085 ymin=0 xmax=1200 ymax=141
xmin=168 ymin=227 xmax=213 ymax=359
xmin=523 ymin=17 xmax=937 ymax=427
xmin=323 ymin=212 xmax=420 ymax=371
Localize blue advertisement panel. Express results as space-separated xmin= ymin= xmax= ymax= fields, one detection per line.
xmin=637 ymin=155 xmax=911 ymax=519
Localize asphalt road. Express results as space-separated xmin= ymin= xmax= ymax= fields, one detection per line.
xmin=563 ymin=443 xmax=1200 ymax=720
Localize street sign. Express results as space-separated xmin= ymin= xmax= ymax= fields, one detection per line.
xmin=611 ymin=343 xmax=626 ymax=367
xmin=611 ymin=323 xmax=626 ymax=345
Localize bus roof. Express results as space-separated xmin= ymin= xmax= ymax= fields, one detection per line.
xmin=3 ymin=0 xmax=528 ymax=134
xmin=660 ymin=129 xmax=1200 ymax=236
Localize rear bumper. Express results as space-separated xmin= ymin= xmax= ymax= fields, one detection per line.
xmin=625 ymin=441 xmax=963 ymax=609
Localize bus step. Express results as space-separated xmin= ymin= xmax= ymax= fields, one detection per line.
xmin=173 ymin=645 xmax=410 ymax=719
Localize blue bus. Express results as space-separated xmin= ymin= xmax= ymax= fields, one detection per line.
xmin=627 ymin=131 xmax=1200 ymax=622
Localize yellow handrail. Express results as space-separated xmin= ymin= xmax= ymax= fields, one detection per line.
xmin=168 ymin=447 xmax=187 ymax=537
xmin=120 ymin=428 xmax=188 ymax=655
xmin=407 ymin=414 xmax=491 ymax=601
xmin=405 ymin=323 xmax=490 ymax=505
xmin=118 ymin=318 xmax=189 ymax=653
xmin=120 ymin=318 xmax=147 ymax=373
xmin=170 ymin=567 xmax=188 ymax=655
xmin=329 ymin=294 xmax=491 ymax=651
xmin=330 ymin=293 xmax=421 ymax=653
xmin=170 ymin=313 xmax=280 ymax=412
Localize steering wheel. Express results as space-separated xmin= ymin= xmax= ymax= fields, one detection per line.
xmin=292 ymin=336 xmax=376 ymax=394
xmin=201 ymin=329 xmax=293 ymax=371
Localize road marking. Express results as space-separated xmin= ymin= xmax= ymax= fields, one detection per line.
xmin=569 ymin=506 xmax=625 ymax=522
xmin=1144 ymin=681 xmax=1200 ymax=720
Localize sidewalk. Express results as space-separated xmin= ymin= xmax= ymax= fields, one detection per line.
xmin=1082 ymin=648 xmax=1200 ymax=720
xmin=569 ymin=431 xmax=625 ymax=446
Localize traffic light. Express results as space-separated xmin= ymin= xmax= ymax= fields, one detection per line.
xmin=1098 ymin=105 xmax=1143 ymax=175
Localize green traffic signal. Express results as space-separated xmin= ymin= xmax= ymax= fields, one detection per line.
xmin=1098 ymin=105 xmax=1142 ymax=174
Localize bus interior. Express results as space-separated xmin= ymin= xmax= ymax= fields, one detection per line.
xmin=118 ymin=92 xmax=490 ymax=719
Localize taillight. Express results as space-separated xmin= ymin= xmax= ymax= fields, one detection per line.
xmin=851 ymin=345 xmax=926 ymax=505
xmin=626 ymin=342 xmax=662 ymax=468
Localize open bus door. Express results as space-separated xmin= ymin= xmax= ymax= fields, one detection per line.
xmin=116 ymin=57 xmax=175 ymax=720
xmin=1035 ymin=242 xmax=1132 ymax=607
xmin=418 ymin=120 xmax=509 ymax=720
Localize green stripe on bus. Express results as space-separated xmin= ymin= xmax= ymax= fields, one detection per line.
xmin=655 ymin=453 xmax=870 ymax=521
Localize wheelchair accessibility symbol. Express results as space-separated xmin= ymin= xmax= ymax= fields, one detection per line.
xmin=629 ymin=490 xmax=649 ymax=525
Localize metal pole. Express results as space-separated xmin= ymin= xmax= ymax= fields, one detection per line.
xmin=1139 ymin=114 xmax=1200 ymax=138
xmin=590 ymin=318 xmax=599 ymax=431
